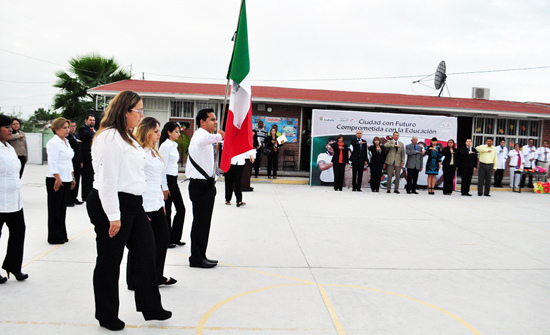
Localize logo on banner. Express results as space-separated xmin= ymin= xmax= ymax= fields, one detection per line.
xmin=440 ymin=122 xmax=452 ymax=132
xmin=340 ymin=118 xmax=349 ymax=122
xmin=319 ymin=117 xmax=335 ymax=122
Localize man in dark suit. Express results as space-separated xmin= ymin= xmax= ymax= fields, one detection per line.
xmin=459 ymin=139 xmax=478 ymax=196
xmin=67 ymin=120 xmax=83 ymax=206
xmin=405 ymin=137 xmax=424 ymax=194
xmin=78 ymin=114 xmax=95 ymax=201
xmin=349 ymin=130 xmax=369 ymax=192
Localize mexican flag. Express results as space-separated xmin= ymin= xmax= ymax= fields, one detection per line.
xmin=220 ymin=0 xmax=253 ymax=173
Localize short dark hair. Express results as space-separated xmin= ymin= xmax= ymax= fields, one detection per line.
xmin=196 ymin=109 xmax=214 ymax=127
xmin=70 ymin=120 xmax=77 ymax=124
xmin=486 ymin=137 xmax=493 ymax=141
xmin=543 ymin=140 xmax=549 ymax=144
xmin=528 ymin=138 xmax=535 ymax=142
xmin=393 ymin=132 xmax=399 ymax=136
xmin=336 ymin=134 xmax=344 ymax=141
xmin=326 ymin=137 xmax=336 ymax=144
xmin=85 ymin=114 xmax=95 ymax=120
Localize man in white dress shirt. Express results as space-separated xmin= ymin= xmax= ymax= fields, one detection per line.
xmin=494 ymin=139 xmax=508 ymax=187
xmin=536 ymin=140 xmax=549 ymax=178
xmin=520 ymin=138 xmax=537 ymax=188
xmin=186 ymin=109 xmax=224 ymax=268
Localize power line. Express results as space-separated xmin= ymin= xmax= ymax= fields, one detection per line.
xmin=0 ymin=79 xmax=56 ymax=84
xmin=145 ymin=65 xmax=550 ymax=83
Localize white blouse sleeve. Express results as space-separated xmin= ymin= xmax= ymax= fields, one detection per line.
xmin=47 ymin=139 xmax=61 ymax=175
xmin=159 ymin=142 xmax=170 ymax=169
xmin=94 ymin=133 xmax=124 ymax=221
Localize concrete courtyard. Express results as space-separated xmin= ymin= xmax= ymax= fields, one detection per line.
xmin=0 ymin=164 xmax=549 ymax=335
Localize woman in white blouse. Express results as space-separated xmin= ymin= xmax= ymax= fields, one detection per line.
xmin=126 ymin=117 xmax=176 ymax=290
xmin=508 ymin=143 xmax=525 ymax=188
xmin=46 ymin=117 xmax=75 ymax=245
xmin=0 ymin=115 xmax=28 ymax=283
xmin=159 ymin=122 xmax=186 ymax=248
xmin=86 ymin=91 xmax=171 ymax=331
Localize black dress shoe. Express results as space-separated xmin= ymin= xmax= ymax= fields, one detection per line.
xmin=484 ymin=194 xmax=491 ymax=197
xmin=387 ymin=190 xmax=391 ymax=193
xmin=190 ymin=259 xmax=217 ymax=268
xmin=206 ymin=258 xmax=218 ymax=264
xmin=99 ymin=318 xmax=125 ymax=331
xmin=412 ymin=191 xmax=419 ymax=194
xmin=0 ymin=275 xmax=7 ymax=284
xmin=67 ymin=203 xmax=75 ymax=207
xmin=173 ymin=241 xmax=186 ymax=246
xmin=143 ymin=309 xmax=172 ymax=321
xmin=394 ymin=190 xmax=400 ymax=194
xmin=159 ymin=277 xmax=177 ymax=286
xmin=167 ymin=244 xmax=177 ymax=249
xmin=73 ymin=200 xmax=84 ymax=205
xmin=356 ymin=189 xmax=362 ymax=192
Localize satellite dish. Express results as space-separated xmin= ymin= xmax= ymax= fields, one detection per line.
xmin=434 ymin=60 xmax=447 ymax=97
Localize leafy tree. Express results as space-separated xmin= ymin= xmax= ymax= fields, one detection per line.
xmin=53 ymin=53 xmax=131 ymax=122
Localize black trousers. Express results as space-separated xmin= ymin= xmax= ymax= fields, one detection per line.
xmin=87 ymin=189 xmax=162 ymax=322
xmin=478 ymin=163 xmax=493 ymax=195
xmin=81 ymin=160 xmax=94 ymax=201
xmin=46 ymin=177 xmax=70 ymax=244
xmin=406 ymin=168 xmax=420 ymax=193
xmin=461 ymin=168 xmax=474 ymax=195
xmin=253 ymin=148 xmax=263 ymax=178
xmin=351 ymin=162 xmax=364 ymax=190
xmin=520 ymin=168 xmax=534 ymax=188
xmin=18 ymin=156 xmax=27 ymax=179
xmin=188 ymin=179 xmax=216 ymax=265
xmin=71 ymin=163 xmax=82 ymax=203
xmin=267 ymin=151 xmax=279 ymax=177
xmin=370 ymin=164 xmax=383 ymax=191
xmin=494 ymin=169 xmax=504 ymax=187
xmin=333 ymin=163 xmax=346 ymax=190
xmin=225 ymin=164 xmax=244 ymax=203
xmin=443 ymin=165 xmax=456 ymax=194
xmin=127 ymin=207 xmax=170 ymax=287
xmin=0 ymin=209 xmax=26 ymax=273
xmin=165 ymin=175 xmax=185 ymax=244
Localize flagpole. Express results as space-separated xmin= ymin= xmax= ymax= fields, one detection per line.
xmin=220 ymin=0 xmax=245 ymax=130
xmin=217 ymin=0 xmax=245 ymax=173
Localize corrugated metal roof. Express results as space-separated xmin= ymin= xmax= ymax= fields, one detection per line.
xmin=89 ymin=80 xmax=550 ymax=116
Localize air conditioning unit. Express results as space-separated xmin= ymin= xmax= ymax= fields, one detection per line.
xmin=472 ymin=87 xmax=490 ymax=100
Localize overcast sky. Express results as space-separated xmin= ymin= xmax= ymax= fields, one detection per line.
xmin=1 ymin=0 xmax=549 ymax=118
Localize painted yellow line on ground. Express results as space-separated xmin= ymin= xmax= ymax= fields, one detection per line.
xmin=317 ymin=284 xmax=346 ymax=335
xmin=21 ymin=227 xmax=93 ymax=268
xmin=0 ymin=320 xmax=340 ymax=331
xmin=325 ymin=284 xmax=482 ymax=335
xmin=169 ymin=251 xmax=314 ymax=284
xmin=195 ymin=283 xmax=312 ymax=335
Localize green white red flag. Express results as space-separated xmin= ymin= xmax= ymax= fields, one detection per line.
xmin=220 ymin=0 xmax=253 ymax=172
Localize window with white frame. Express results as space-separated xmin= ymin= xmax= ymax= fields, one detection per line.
xmin=171 ymin=100 xmax=194 ymax=118
xmin=472 ymin=117 xmax=541 ymax=148
xmin=144 ymin=98 xmax=170 ymax=111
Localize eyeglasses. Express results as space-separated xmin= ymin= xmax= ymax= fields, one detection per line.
xmin=131 ymin=109 xmax=144 ymax=116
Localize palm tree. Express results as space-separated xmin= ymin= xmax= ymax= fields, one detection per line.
xmin=54 ymin=53 xmax=132 ymax=122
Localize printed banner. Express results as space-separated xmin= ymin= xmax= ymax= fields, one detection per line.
xmin=253 ymin=115 xmax=299 ymax=143
xmin=310 ymin=109 xmax=458 ymax=188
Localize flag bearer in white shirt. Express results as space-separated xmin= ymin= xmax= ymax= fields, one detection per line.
xmin=86 ymin=91 xmax=171 ymax=331
xmin=186 ymin=109 xmax=224 ymax=268
xmin=126 ymin=117 xmax=177 ymax=291
xmin=0 ymin=115 xmax=28 ymax=283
